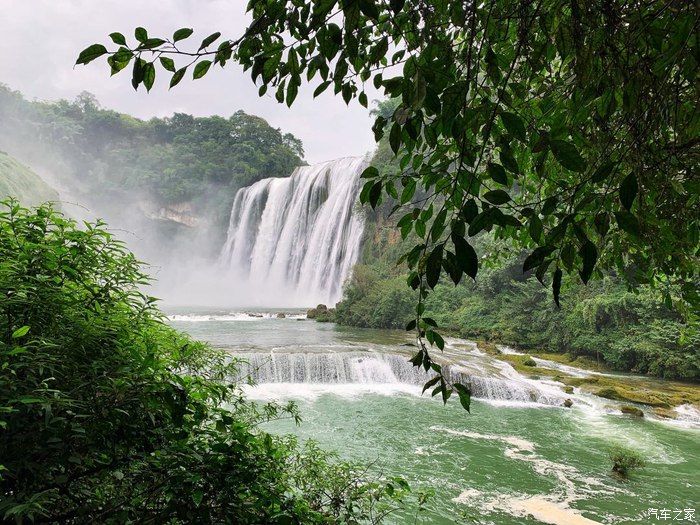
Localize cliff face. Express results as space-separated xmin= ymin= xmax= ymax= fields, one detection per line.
xmin=138 ymin=200 xmax=202 ymax=228
xmin=0 ymin=151 xmax=59 ymax=207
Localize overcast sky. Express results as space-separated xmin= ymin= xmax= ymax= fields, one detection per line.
xmin=1 ymin=0 xmax=379 ymax=163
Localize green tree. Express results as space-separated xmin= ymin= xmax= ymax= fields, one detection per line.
xmin=79 ymin=0 xmax=699 ymax=407
xmin=0 ymin=200 xmax=413 ymax=523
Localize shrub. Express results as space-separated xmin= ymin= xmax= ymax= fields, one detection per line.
xmin=0 ymin=200 xmax=406 ymax=523
xmin=608 ymin=446 xmax=646 ymax=478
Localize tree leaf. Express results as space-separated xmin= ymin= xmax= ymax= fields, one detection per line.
xmin=199 ymin=32 xmax=221 ymax=50
xmin=313 ymin=81 xmax=331 ymax=98
xmin=193 ymin=60 xmax=212 ymax=79
xmin=159 ymin=57 xmax=176 ymax=72
xmin=452 ymin=234 xmax=478 ymax=279
xmin=487 ymin=162 xmax=508 ymax=185
xmin=76 ymin=44 xmax=108 ymax=65
xmin=529 ymin=215 xmax=543 ymax=242
xmin=389 ymin=123 xmax=402 ymax=154
xmin=173 ymin=28 xmax=194 ymax=42
xmin=453 ymin=383 xmax=471 ymax=412
xmin=134 ymin=27 xmax=148 ymax=43
xmin=483 ymin=189 xmax=511 ymax=205
xmin=11 ymin=325 xmax=30 ymax=339
xmin=359 ymin=0 xmax=380 ymax=20
xmin=619 ymin=173 xmax=638 ymax=211
xmin=426 ymin=245 xmax=443 ymax=289
xmin=614 ymin=211 xmax=641 ymax=238
xmin=170 ymin=67 xmax=187 ymax=88
xmin=552 ymin=268 xmax=562 ymax=307
xmin=578 ymin=240 xmax=597 ymax=284
xmin=591 ymin=162 xmax=615 ymax=183
xmin=550 ymin=140 xmax=586 ymax=172
xmin=499 ymin=148 xmax=519 ymax=173
xmin=109 ymin=32 xmax=126 ymax=45
xmin=500 ymin=112 xmax=526 ymax=141
xmin=422 ymin=375 xmax=441 ymax=394
xmin=142 ymin=62 xmax=156 ymax=91
xmin=523 ymin=245 xmax=555 ymax=272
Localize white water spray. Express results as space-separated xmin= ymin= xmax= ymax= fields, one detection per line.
xmin=219 ymin=157 xmax=367 ymax=306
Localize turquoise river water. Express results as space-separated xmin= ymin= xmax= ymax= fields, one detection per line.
xmin=168 ymin=308 xmax=699 ymax=525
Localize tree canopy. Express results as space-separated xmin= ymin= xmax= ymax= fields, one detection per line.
xmin=79 ymin=0 xmax=699 ymax=406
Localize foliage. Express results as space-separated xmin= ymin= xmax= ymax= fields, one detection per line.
xmin=336 ymin=220 xmax=700 ymax=380
xmin=0 ymin=151 xmax=59 ymax=207
xmin=0 ymin=85 xmax=304 ymax=205
xmin=81 ymin=0 xmax=699 ymax=406
xmin=0 ymin=200 xmax=411 ymax=523
xmin=608 ymin=445 xmax=646 ymax=479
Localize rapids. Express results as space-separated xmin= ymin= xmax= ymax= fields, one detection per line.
xmin=169 ymin=310 xmax=699 ymax=525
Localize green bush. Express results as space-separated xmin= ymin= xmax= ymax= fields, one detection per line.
xmin=608 ymin=446 xmax=646 ymax=478
xmin=0 ymin=201 xmax=406 ymax=523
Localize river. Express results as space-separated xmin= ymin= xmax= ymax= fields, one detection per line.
xmin=168 ymin=307 xmax=699 ymax=524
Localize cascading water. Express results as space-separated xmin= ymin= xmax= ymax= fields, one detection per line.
xmin=234 ymin=351 xmax=569 ymax=406
xmin=219 ymin=157 xmax=367 ymax=306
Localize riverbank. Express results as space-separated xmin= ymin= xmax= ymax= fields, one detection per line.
xmin=476 ymin=340 xmax=700 ymax=419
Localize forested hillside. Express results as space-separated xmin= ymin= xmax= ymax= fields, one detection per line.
xmin=0 ymin=84 xmax=304 ymax=243
xmin=0 ymin=151 xmax=58 ymax=206
xmin=335 ymin=131 xmax=699 ymax=381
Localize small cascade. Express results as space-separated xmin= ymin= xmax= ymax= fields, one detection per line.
xmin=219 ymin=157 xmax=367 ymax=306
xmin=234 ymin=351 xmax=568 ymax=406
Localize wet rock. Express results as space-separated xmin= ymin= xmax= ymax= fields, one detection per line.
xmin=315 ymin=304 xmax=328 ymax=312
xmin=276 ymin=313 xmax=286 ymax=318
xmin=652 ymin=407 xmax=676 ymax=419
xmin=563 ymin=399 xmax=573 ymax=408
xmin=563 ymin=386 xmax=574 ymax=394
xmin=306 ymin=308 xmax=318 ymax=319
xmin=620 ymin=405 xmax=644 ymax=417
xmin=522 ymin=356 xmax=537 ymax=367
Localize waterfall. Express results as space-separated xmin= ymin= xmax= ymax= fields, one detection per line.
xmin=219 ymin=157 xmax=367 ymax=306
xmin=234 ymin=351 xmax=569 ymax=406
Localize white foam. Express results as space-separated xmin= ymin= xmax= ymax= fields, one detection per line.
xmin=168 ymin=312 xmax=305 ymax=322
xmin=243 ymin=382 xmax=422 ymax=402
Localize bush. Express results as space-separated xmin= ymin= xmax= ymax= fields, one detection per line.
xmin=0 ymin=201 xmax=406 ymax=523
xmin=608 ymin=446 xmax=646 ymax=478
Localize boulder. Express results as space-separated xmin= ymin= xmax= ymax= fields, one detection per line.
xmin=563 ymin=398 xmax=573 ymax=408
xmin=563 ymin=386 xmax=574 ymax=394
xmin=620 ymin=405 xmax=644 ymax=418
xmin=521 ymin=356 xmax=537 ymax=367
xmin=306 ymin=308 xmax=318 ymax=319
xmin=315 ymin=304 xmax=328 ymax=312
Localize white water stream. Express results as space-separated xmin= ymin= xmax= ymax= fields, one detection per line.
xmin=219 ymin=157 xmax=366 ymax=306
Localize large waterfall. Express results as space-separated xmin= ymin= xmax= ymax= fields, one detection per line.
xmin=219 ymin=157 xmax=366 ymax=306
xmin=234 ymin=351 xmax=569 ymax=406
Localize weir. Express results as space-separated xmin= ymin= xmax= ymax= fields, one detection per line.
xmin=234 ymin=351 xmax=569 ymax=406
xmin=219 ymin=157 xmax=366 ymax=306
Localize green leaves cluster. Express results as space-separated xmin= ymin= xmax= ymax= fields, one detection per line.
xmin=0 ymin=200 xmax=414 ymax=523
xmin=82 ymin=0 xmax=699 ymax=409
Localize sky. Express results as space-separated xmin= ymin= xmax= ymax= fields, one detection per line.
xmin=0 ymin=0 xmax=379 ymax=163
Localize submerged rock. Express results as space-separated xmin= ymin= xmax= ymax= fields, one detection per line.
xmin=620 ymin=405 xmax=644 ymax=417
xmin=652 ymin=407 xmax=676 ymax=419
xmin=522 ymin=356 xmax=537 ymax=367
xmin=563 ymin=399 xmax=573 ymax=408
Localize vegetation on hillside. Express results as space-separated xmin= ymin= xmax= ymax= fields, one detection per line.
xmin=0 ymin=85 xmax=304 ymax=206
xmin=0 ymin=200 xmax=410 ymax=523
xmin=79 ymin=0 xmax=699 ymax=406
xmin=0 ymin=151 xmax=58 ymax=207
xmin=335 ymin=128 xmax=699 ymax=381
